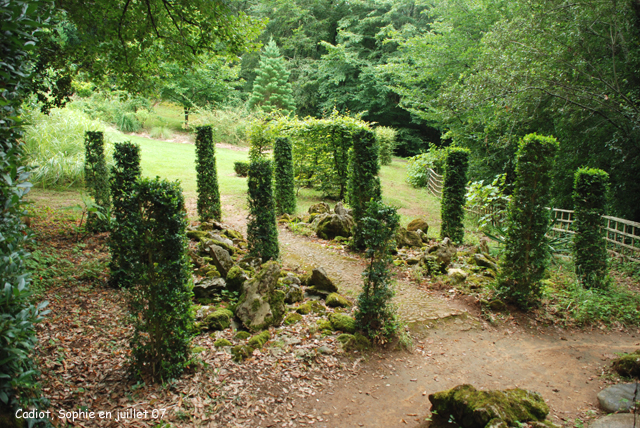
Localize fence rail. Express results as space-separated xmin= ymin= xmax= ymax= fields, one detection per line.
xmin=423 ymin=168 xmax=640 ymax=262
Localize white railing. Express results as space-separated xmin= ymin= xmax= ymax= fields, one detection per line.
xmin=423 ymin=168 xmax=640 ymax=262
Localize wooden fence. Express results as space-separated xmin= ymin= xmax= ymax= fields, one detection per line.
xmin=423 ymin=168 xmax=640 ymax=262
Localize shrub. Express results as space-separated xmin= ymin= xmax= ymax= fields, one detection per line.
xmin=405 ymin=144 xmax=449 ymax=188
xmin=440 ymin=147 xmax=470 ymax=244
xmin=84 ymin=131 xmax=111 ymax=232
xmin=355 ymin=200 xmax=400 ymax=342
xmin=465 ymin=173 xmax=510 ymax=231
xmin=348 ymin=128 xmax=382 ymax=250
xmin=108 ymin=141 xmax=141 ymax=288
xmin=274 ymin=137 xmax=296 ymax=215
xmin=573 ymin=168 xmax=609 ymax=288
xmin=234 ymin=161 xmax=250 ymax=177
xmin=71 ymin=91 xmax=150 ymax=132
xmin=247 ymin=159 xmax=279 ymax=261
xmin=195 ymin=126 xmax=221 ymax=222
xmin=150 ymin=126 xmax=172 ymax=140
xmin=127 ymin=178 xmax=193 ymax=381
xmin=190 ymin=107 xmax=254 ymax=146
xmin=375 ymin=126 xmax=397 ymax=166
xmin=497 ymin=134 xmax=559 ymax=308
xmin=23 ymin=107 xmax=112 ymax=187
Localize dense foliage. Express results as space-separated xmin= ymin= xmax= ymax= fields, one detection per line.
xmin=375 ymin=127 xmax=397 ymax=166
xmin=108 ymin=141 xmax=141 ymax=289
xmin=127 ymin=178 xmax=193 ymax=381
xmin=0 ymin=1 xmax=52 ymax=425
xmin=497 ymin=134 xmax=558 ymax=308
xmin=84 ymin=131 xmax=111 ymax=232
xmin=273 ymin=137 xmax=296 ymax=215
xmin=195 ymin=126 xmax=222 ymax=222
xmin=405 ymin=144 xmax=449 ymax=188
xmin=573 ymin=168 xmax=609 ymax=288
xmin=248 ymin=40 xmax=296 ymax=115
xmin=348 ymin=128 xmax=382 ymax=250
xmin=440 ymin=148 xmax=470 ymax=244
xmin=247 ymin=159 xmax=279 ymax=261
xmin=234 ymin=161 xmax=250 ymax=177
xmin=355 ymin=200 xmax=400 ymax=342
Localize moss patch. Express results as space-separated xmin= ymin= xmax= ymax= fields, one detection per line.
xmin=202 ymin=309 xmax=234 ymax=331
xmin=612 ymin=349 xmax=640 ymax=378
xmin=248 ymin=330 xmax=271 ymax=349
xmin=231 ymin=345 xmax=255 ymax=362
xmin=214 ymin=338 xmax=232 ymax=347
xmin=234 ymin=331 xmax=251 ymax=340
xmin=296 ymin=300 xmax=326 ymax=315
xmin=326 ymin=293 xmax=351 ymax=308
xmin=284 ymin=312 xmax=303 ymax=325
xmin=192 ymin=346 xmax=206 ymax=353
xmin=226 ymin=265 xmax=248 ymax=293
xmin=329 ymin=313 xmax=356 ymax=333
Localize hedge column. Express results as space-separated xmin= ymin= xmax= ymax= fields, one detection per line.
xmin=348 ymin=128 xmax=381 ymax=250
xmin=440 ymin=147 xmax=470 ymax=244
xmin=84 ymin=131 xmax=111 ymax=232
xmin=247 ymin=159 xmax=279 ymax=261
xmin=497 ymin=133 xmax=558 ymax=308
xmin=108 ymin=141 xmax=141 ymax=288
xmin=274 ymin=137 xmax=296 ymax=215
xmin=573 ymin=168 xmax=609 ymax=288
xmin=195 ymin=125 xmax=221 ymax=222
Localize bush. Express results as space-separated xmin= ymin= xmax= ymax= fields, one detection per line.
xmin=234 ymin=161 xmax=250 ymax=177
xmin=247 ymin=159 xmax=279 ymax=261
xmin=273 ymin=137 xmax=296 ymax=215
xmin=108 ymin=141 xmax=141 ymax=288
xmin=23 ymin=107 xmax=112 ymax=187
xmin=84 ymin=131 xmax=111 ymax=232
xmin=573 ymin=168 xmax=609 ymax=288
xmin=440 ymin=147 xmax=470 ymax=244
xmin=375 ymin=126 xmax=397 ymax=166
xmin=349 ymin=128 xmax=382 ymax=250
xmin=150 ymin=126 xmax=172 ymax=140
xmin=71 ymin=91 xmax=150 ymax=132
xmin=497 ymin=134 xmax=559 ymax=308
xmin=355 ymin=200 xmax=400 ymax=342
xmin=465 ymin=174 xmax=509 ymax=231
xmin=191 ymin=107 xmax=254 ymax=146
xmin=127 ymin=178 xmax=193 ymax=381
xmin=405 ymin=144 xmax=449 ymax=188
xmin=195 ymin=126 xmax=221 ymax=222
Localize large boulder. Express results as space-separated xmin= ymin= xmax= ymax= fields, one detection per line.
xmin=307 ymin=267 xmax=338 ymax=296
xmin=309 ymin=202 xmax=331 ymax=214
xmin=235 ymin=261 xmax=285 ymax=331
xmin=193 ymin=277 xmax=226 ymax=300
xmin=316 ymin=213 xmax=354 ymax=240
xmin=473 ymin=253 xmax=498 ymax=271
xmin=407 ymin=218 xmax=429 ymax=234
xmin=202 ymin=243 xmax=234 ymax=278
xmin=396 ymin=227 xmax=423 ymax=248
xmin=429 ymin=384 xmax=552 ymax=428
xmin=589 ymin=414 xmax=640 ymax=428
xmin=598 ymin=383 xmax=638 ymax=413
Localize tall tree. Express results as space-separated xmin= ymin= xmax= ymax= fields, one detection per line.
xmin=248 ymin=39 xmax=296 ymax=115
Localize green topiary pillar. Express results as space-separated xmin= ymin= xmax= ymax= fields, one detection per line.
xmin=440 ymin=147 xmax=470 ymax=244
xmin=497 ymin=133 xmax=558 ymax=308
xmin=84 ymin=131 xmax=111 ymax=232
xmin=274 ymin=137 xmax=296 ymax=215
xmin=195 ymin=125 xmax=221 ymax=222
xmin=573 ymin=167 xmax=609 ymax=288
xmin=247 ymin=158 xmax=279 ymax=261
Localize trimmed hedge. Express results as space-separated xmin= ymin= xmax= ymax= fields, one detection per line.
xmin=127 ymin=178 xmax=193 ymax=381
xmin=84 ymin=131 xmax=111 ymax=232
xmin=497 ymin=133 xmax=558 ymax=308
xmin=349 ymin=128 xmax=382 ymax=250
xmin=234 ymin=161 xmax=249 ymax=177
xmin=195 ymin=125 xmax=221 ymax=222
xmin=247 ymin=159 xmax=279 ymax=261
xmin=274 ymin=137 xmax=296 ymax=215
xmin=108 ymin=141 xmax=141 ymax=288
xmin=440 ymin=148 xmax=470 ymax=244
xmin=573 ymin=167 xmax=609 ymax=288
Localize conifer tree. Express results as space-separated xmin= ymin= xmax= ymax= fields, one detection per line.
xmin=248 ymin=39 xmax=296 ymax=115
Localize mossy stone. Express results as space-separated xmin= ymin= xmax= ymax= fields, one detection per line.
xmin=247 ymin=330 xmax=271 ymax=349
xmin=296 ymin=300 xmax=326 ymax=315
xmin=329 ymin=313 xmax=356 ymax=333
xmin=284 ymin=312 xmax=303 ymax=325
xmin=187 ymin=230 xmax=210 ymax=241
xmin=226 ymin=265 xmax=248 ymax=293
xmin=235 ymin=331 xmax=251 ymax=340
xmin=203 ymin=309 xmax=234 ymax=331
xmin=231 ymin=344 xmax=255 ymax=362
xmin=316 ymin=319 xmax=333 ymax=332
xmin=223 ymin=229 xmax=244 ymax=241
xmin=326 ymin=293 xmax=351 ymax=308
xmin=214 ymin=338 xmax=232 ymax=347
xmin=339 ymin=333 xmax=370 ymax=351
xmin=192 ymin=346 xmax=206 ymax=353
xmin=612 ymin=349 xmax=640 ymax=378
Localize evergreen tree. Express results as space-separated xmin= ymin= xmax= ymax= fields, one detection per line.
xmin=248 ymin=39 xmax=296 ymax=115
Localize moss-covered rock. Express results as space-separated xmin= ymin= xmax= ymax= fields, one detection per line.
xmin=407 ymin=218 xmax=429 ymax=233
xmin=284 ymin=312 xmax=303 ymax=325
xmin=232 ymin=344 xmax=255 ymax=362
xmin=315 ymin=213 xmax=354 ymax=240
xmin=429 ymin=384 xmax=551 ymax=428
xmin=192 ymin=346 xmax=206 ymax=353
xmin=296 ymin=300 xmax=326 ymax=315
xmin=203 ymin=309 xmax=234 ymax=331
xmin=235 ymin=261 xmax=286 ymax=331
xmin=247 ymin=331 xmax=271 ymax=349
xmin=326 ymin=293 xmax=351 ymax=308
xmin=329 ymin=313 xmax=356 ymax=333
xmin=214 ymin=338 xmax=232 ymax=347
xmin=235 ymin=331 xmax=251 ymax=340
xmin=187 ymin=230 xmax=211 ymax=241
xmin=222 ymin=229 xmax=244 ymax=241
xmin=612 ymin=350 xmax=640 ymax=378
xmin=339 ymin=332 xmax=370 ymax=352
xmin=316 ymin=319 xmax=333 ymax=332
xmin=226 ymin=265 xmax=249 ymax=294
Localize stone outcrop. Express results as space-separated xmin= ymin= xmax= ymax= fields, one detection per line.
xmin=235 ymin=261 xmax=285 ymax=331
xmin=407 ymin=218 xmax=429 ymax=234
xmin=597 ymin=383 xmax=638 ymax=413
xmin=396 ymin=227 xmax=423 ymax=248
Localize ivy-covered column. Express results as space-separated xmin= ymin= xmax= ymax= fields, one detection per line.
xmin=573 ymin=167 xmax=609 ymax=288
xmin=195 ymin=125 xmax=221 ymax=222
xmin=247 ymin=158 xmax=279 ymax=261
xmin=440 ymin=147 xmax=470 ymax=244
xmin=497 ymin=133 xmax=558 ymax=308
xmin=84 ymin=131 xmax=111 ymax=232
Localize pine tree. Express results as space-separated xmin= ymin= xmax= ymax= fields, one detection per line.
xmin=248 ymin=39 xmax=296 ymax=115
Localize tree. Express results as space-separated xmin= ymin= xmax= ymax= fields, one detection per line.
xmin=248 ymin=39 xmax=296 ymax=115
